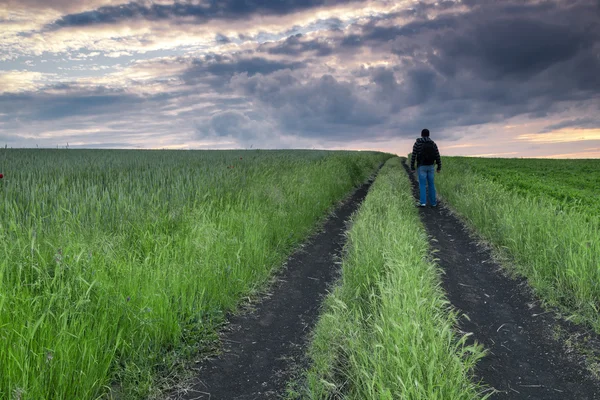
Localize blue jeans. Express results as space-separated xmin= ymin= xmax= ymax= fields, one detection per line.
xmin=418 ymin=165 xmax=437 ymax=206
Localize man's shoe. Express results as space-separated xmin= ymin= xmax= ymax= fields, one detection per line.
xmin=431 ymin=203 xmax=438 ymax=208
xmin=418 ymin=203 xmax=426 ymax=207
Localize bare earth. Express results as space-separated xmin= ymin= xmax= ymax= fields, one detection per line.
xmin=168 ymin=175 xmax=376 ymax=400
xmin=404 ymin=161 xmax=600 ymax=400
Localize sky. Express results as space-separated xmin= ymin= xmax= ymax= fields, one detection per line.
xmin=1 ymin=0 xmax=599 ymax=158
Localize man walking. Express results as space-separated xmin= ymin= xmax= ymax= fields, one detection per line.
xmin=410 ymin=129 xmax=441 ymax=207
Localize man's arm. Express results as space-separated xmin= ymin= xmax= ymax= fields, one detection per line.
xmin=410 ymin=141 xmax=418 ymax=170
xmin=434 ymin=143 xmax=441 ymax=171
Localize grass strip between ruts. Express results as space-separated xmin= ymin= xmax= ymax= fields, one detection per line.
xmin=436 ymin=157 xmax=600 ymax=332
xmin=296 ymin=157 xmax=488 ymax=399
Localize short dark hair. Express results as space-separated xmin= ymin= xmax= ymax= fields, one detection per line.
xmin=421 ymin=129 xmax=430 ymax=137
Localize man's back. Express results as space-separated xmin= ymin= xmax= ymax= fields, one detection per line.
xmin=411 ymin=136 xmax=441 ymax=170
xmin=410 ymin=129 xmax=441 ymax=207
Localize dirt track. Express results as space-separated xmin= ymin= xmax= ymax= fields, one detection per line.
xmin=169 ymin=162 xmax=600 ymax=400
xmin=169 ymin=175 xmax=376 ymax=400
xmin=404 ymin=161 xmax=600 ymax=399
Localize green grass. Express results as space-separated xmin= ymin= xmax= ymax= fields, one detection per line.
xmin=0 ymin=149 xmax=391 ymax=399
xmin=436 ymin=157 xmax=600 ymax=331
xmin=297 ymin=157 xmax=487 ymax=400
xmin=449 ymin=157 xmax=600 ymax=216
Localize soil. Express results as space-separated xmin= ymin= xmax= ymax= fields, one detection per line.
xmin=168 ymin=175 xmax=377 ymax=400
xmin=403 ymin=161 xmax=600 ymax=399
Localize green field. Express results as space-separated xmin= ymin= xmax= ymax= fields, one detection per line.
xmin=0 ymin=149 xmax=391 ymax=399
xmin=437 ymin=157 xmax=600 ymax=330
xmin=4 ymin=150 xmax=599 ymax=399
xmin=450 ymin=157 xmax=600 ymax=216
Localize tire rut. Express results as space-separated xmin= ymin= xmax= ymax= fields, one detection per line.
xmin=168 ymin=171 xmax=379 ymax=400
xmin=403 ymin=161 xmax=600 ymax=399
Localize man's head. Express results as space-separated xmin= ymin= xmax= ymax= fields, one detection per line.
xmin=421 ymin=129 xmax=430 ymax=137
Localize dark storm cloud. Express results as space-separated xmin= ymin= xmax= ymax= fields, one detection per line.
xmin=229 ymin=70 xmax=386 ymax=140
xmin=215 ymin=34 xmax=231 ymax=44
xmin=181 ymin=54 xmax=306 ymax=88
xmin=367 ymin=17 xmax=457 ymax=43
xmin=187 ymin=0 xmax=598 ymax=143
xmin=435 ymin=18 xmax=591 ymax=80
xmin=339 ymin=7 xmax=459 ymax=50
xmin=51 ymin=0 xmax=366 ymax=28
xmin=259 ymin=34 xmax=334 ymax=57
xmin=204 ymin=57 xmax=305 ymax=77
xmin=425 ymin=3 xmax=600 ymax=117
xmin=184 ymin=0 xmax=600 ymax=143
xmin=333 ymin=0 xmax=600 ymax=135
xmin=0 ymin=89 xmax=143 ymax=121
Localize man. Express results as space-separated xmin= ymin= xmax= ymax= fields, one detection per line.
xmin=410 ymin=129 xmax=441 ymax=207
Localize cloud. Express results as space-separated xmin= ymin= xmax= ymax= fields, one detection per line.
xmin=196 ymin=110 xmax=276 ymax=145
xmin=230 ymin=70 xmax=390 ymax=140
xmin=1 ymin=1 xmax=397 ymax=59
xmin=0 ymin=87 xmax=143 ymax=121
xmin=339 ymin=1 xmax=600 ymax=133
xmin=540 ymin=118 xmax=600 ymax=133
xmin=2 ymin=0 xmax=600 ymax=154
xmin=518 ymin=129 xmax=600 ymax=143
xmin=0 ymin=71 xmax=48 ymax=93
xmin=50 ymin=0 xmax=367 ymax=28
xmin=179 ymin=54 xmax=307 ymax=91
xmin=434 ymin=18 xmax=591 ymax=81
xmin=194 ymin=54 xmax=305 ymax=78
xmin=0 ymin=0 xmax=125 ymax=13
xmin=259 ymin=33 xmax=334 ymax=57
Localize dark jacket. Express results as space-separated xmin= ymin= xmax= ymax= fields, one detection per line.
xmin=410 ymin=137 xmax=441 ymax=170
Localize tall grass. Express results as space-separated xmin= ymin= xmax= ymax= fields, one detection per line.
xmin=0 ymin=149 xmax=391 ymax=399
xmin=299 ymin=157 xmax=487 ymax=399
xmin=436 ymin=157 xmax=600 ymax=331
